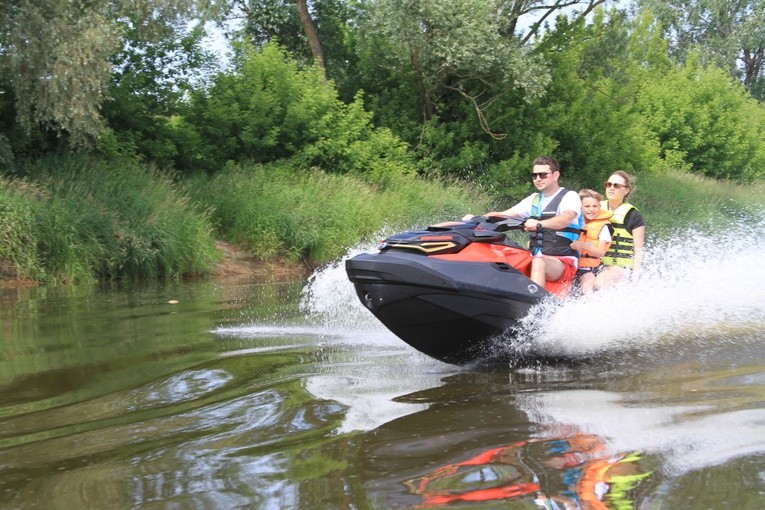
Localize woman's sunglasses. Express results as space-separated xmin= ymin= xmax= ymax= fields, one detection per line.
xmin=605 ymin=181 xmax=628 ymax=189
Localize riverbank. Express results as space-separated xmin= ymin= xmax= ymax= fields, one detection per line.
xmin=0 ymin=240 xmax=312 ymax=289
xmin=212 ymin=241 xmax=312 ymax=282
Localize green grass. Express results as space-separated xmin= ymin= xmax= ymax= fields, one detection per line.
xmin=635 ymin=169 xmax=765 ymax=238
xmin=2 ymin=157 xmax=764 ymax=286
xmin=5 ymin=156 xmax=219 ymax=283
xmin=187 ymin=162 xmax=492 ymax=263
xmin=0 ymin=176 xmax=41 ymax=279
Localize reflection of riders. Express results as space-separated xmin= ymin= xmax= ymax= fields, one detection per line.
xmin=578 ymin=452 xmax=649 ymax=510
xmin=405 ymin=433 xmax=651 ymax=509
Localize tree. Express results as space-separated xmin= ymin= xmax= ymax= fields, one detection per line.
xmin=2 ymin=1 xmax=118 ymax=146
xmin=186 ymin=43 xmax=414 ymax=177
xmin=370 ymin=0 xmax=550 ymax=131
xmin=296 ymin=0 xmax=325 ymax=69
xmin=637 ymin=0 xmax=765 ymax=96
xmin=102 ymin=11 xmax=217 ymax=167
xmin=498 ymin=0 xmax=610 ymax=43
xmin=633 ymin=52 xmax=765 ymax=180
xmin=0 ymin=0 xmax=218 ymax=148
xmin=225 ymin=0 xmax=326 ymax=72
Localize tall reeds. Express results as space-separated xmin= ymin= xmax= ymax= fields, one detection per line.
xmin=5 ymin=156 xmax=218 ymax=283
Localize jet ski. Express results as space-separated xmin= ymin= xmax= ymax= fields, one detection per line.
xmin=345 ymin=216 xmax=575 ymax=365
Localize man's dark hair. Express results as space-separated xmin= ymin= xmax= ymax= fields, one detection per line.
xmin=532 ymin=156 xmax=559 ymax=174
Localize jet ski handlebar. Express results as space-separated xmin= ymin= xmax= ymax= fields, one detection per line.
xmin=428 ymin=215 xmax=526 ymax=232
xmin=477 ymin=215 xmax=526 ymax=232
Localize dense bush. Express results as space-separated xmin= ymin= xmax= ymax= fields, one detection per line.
xmin=634 ymin=54 xmax=765 ymax=181
xmin=184 ymin=43 xmax=414 ymax=182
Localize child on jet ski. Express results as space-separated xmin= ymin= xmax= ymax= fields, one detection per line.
xmin=570 ymin=189 xmax=613 ymax=294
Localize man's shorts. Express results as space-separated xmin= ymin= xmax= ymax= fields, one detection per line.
xmin=559 ymin=257 xmax=578 ymax=282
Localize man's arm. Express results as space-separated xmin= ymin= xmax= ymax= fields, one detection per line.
xmin=485 ymin=205 xmax=524 ymax=218
xmin=524 ymin=210 xmax=577 ymax=231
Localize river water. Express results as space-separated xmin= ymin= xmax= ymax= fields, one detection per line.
xmin=2 ymin=225 xmax=765 ymax=509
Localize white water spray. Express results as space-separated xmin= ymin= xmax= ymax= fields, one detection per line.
xmin=522 ymin=218 xmax=765 ymax=358
xmin=299 ymin=244 xmax=383 ymax=330
xmin=300 ymin=218 xmax=765 ymax=360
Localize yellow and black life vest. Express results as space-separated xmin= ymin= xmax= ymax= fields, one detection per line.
xmin=577 ymin=209 xmax=613 ymax=269
xmin=600 ymin=201 xmax=637 ymax=268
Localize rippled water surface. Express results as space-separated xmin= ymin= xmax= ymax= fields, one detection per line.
xmin=2 ymin=229 xmax=765 ymax=509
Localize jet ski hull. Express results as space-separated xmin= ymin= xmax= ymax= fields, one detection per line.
xmin=346 ymin=250 xmax=547 ymax=365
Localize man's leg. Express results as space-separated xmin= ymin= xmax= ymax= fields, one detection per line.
xmin=530 ymin=255 xmax=565 ymax=287
xmin=542 ymin=255 xmax=565 ymax=282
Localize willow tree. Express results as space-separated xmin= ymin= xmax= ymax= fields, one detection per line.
xmin=369 ymin=0 xmax=540 ymax=137
xmin=367 ymin=0 xmax=612 ymax=137
xmin=0 ymin=0 xmax=218 ymax=148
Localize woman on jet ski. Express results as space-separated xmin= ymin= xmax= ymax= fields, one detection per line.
xmin=594 ymin=170 xmax=645 ymax=290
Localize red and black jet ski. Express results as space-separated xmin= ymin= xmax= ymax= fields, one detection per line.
xmin=345 ymin=216 xmax=575 ymax=365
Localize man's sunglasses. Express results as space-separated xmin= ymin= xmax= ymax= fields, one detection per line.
xmin=531 ymin=172 xmax=551 ymax=180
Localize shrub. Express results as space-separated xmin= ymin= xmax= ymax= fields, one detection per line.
xmin=634 ymin=54 xmax=765 ymax=181
xmin=187 ymin=43 xmax=414 ymax=182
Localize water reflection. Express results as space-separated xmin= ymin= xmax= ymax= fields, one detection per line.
xmin=356 ymin=362 xmax=765 ymax=509
xmin=2 ymin=274 xmax=765 ymax=508
xmin=405 ymin=437 xmax=650 ymax=508
xmin=519 ymin=366 xmax=765 ymax=477
xmin=0 ymin=353 xmax=347 ymax=509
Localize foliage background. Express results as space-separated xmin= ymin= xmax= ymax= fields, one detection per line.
xmin=1 ymin=0 xmax=764 ymax=283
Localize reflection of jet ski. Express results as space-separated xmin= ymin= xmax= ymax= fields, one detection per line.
xmin=358 ymin=374 xmax=653 ymax=508
xmin=345 ymin=216 xmax=575 ymax=365
xmin=406 ymin=437 xmax=650 ymax=508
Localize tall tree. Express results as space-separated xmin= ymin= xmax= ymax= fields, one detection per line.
xmin=296 ymin=0 xmax=325 ymax=69
xmin=365 ymin=0 xmax=616 ymax=136
xmin=637 ymin=0 xmax=765 ymax=95
xmin=498 ymin=0 xmax=610 ymax=43
xmin=226 ymin=0 xmax=326 ymax=71
xmin=369 ymin=0 xmax=551 ymax=133
xmin=2 ymin=1 xmax=117 ymax=146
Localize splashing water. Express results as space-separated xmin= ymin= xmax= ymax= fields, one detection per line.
xmin=504 ymin=218 xmax=765 ymax=359
xmin=299 ymin=245 xmax=381 ymax=330
xmin=301 ymin=219 xmax=765 ymax=362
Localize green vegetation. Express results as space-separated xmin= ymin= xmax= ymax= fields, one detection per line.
xmin=4 ymin=152 xmax=764 ymax=286
xmin=636 ymin=170 xmax=765 ymax=237
xmin=2 ymin=157 xmax=219 ymax=284
xmin=0 ymin=156 xmax=491 ymax=283
xmin=188 ymin=163 xmax=490 ymax=263
xmin=1 ymin=2 xmax=765 ymax=285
